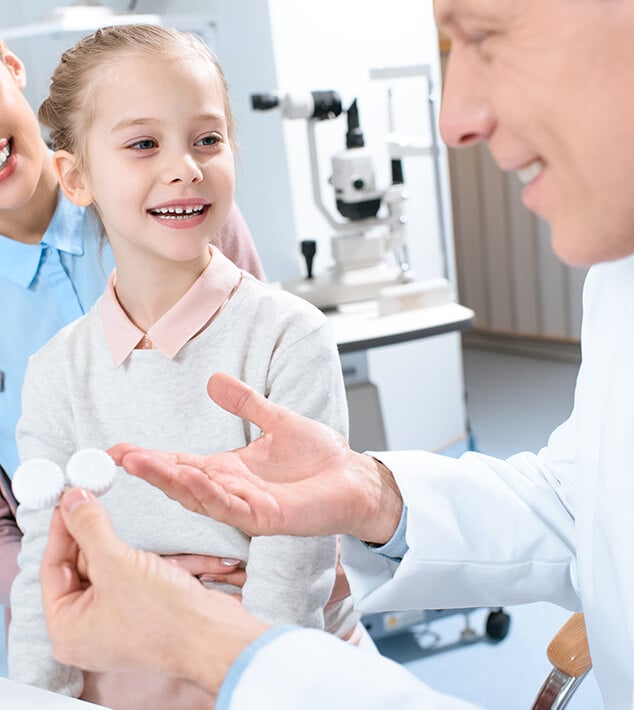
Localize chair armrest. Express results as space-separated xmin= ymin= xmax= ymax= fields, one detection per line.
xmin=531 ymin=613 xmax=592 ymax=710
xmin=547 ymin=613 xmax=592 ymax=678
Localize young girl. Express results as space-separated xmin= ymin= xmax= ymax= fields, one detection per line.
xmin=0 ymin=31 xmax=265 ymax=616
xmin=8 ymin=25 xmax=359 ymax=709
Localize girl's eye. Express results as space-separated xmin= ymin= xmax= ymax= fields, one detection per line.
xmin=196 ymin=134 xmax=220 ymax=147
xmin=129 ymin=139 xmax=157 ymax=150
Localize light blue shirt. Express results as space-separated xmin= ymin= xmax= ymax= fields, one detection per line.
xmin=368 ymin=503 xmax=408 ymax=561
xmin=0 ymin=192 xmax=114 ymax=476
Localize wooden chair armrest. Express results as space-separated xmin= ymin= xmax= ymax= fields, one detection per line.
xmin=547 ymin=613 xmax=592 ymax=678
xmin=531 ymin=613 xmax=592 ymax=709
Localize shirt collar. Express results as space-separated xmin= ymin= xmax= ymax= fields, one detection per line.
xmin=0 ymin=192 xmax=85 ymax=288
xmin=0 ymin=235 xmax=41 ymax=287
xmin=41 ymin=192 xmax=86 ymax=255
xmin=102 ymin=246 xmax=242 ymax=368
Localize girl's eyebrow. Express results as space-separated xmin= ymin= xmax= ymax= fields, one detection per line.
xmin=111 ymin=112 xmax=227 ymax=134
xmin=196 ymin=112 xmax=228 ymax=126
xmin=111 ymin=117 xmax=156 ymax=134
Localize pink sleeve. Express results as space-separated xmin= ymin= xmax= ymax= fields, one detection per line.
xmin=215 ymin=203 xmax=267 ymax=281
xmin=0 ymin=468 xmax=20 ymax=607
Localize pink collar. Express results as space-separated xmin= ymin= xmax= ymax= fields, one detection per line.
xmin=102 ymin=246 xmax=242 ymax=368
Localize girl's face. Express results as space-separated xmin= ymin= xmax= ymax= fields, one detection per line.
xmin=76 ymin=55 xmax=235 ymax=272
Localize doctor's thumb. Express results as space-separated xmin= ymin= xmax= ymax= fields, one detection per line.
xmin=207 ymin=372 xmax=287 ymax=431
xmin=59 ymin=487 xmax=121 ymax=558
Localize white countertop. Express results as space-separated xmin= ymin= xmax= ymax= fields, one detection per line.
xmin=326 ymin=301 xmax=475 ymax=352
xmin=0 ymin=677 xmax=109 ymax=709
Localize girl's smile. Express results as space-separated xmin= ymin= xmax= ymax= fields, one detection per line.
xmin=147 ymin=199 xmax=211 ymax=229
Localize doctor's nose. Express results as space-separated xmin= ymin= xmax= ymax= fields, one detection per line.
xmin=439 ymin=48 xmax=495 ymax=148
xmin=164 ymin=152 xmax=204 ymax=184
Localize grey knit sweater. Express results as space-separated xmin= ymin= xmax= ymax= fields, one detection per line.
xmin=9 ymin=272 xmax=353 ymax=701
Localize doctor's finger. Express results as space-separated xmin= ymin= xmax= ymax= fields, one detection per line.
xmin=207 ymin=372 xmax=291 ymax=432
xmin=41 ymin=508 xmax=82 ymax=613
xmin=119 ymin=452 xmax=210 ymax=514
xmin=58 ymin=488 xmax=127 ymax=564
xmin=108 ymin=442 xmax=177 ymax=467
xmin=178 ymin=463 xmax=280 ymax=535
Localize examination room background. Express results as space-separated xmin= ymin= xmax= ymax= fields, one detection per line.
xmin=0 ymin=1 xmax=600 ymax=708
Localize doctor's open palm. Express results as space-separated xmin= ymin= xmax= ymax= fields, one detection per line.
xmin=109 ymin=373 xmax=400 ymax=542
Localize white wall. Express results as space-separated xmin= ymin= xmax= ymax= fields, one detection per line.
xmin=1 ymin=0 xmax=141 ymax=111
xmin=261 ymin=0 xmax=466 ymax=451
xmin=265 ymin=0 xmax=457 ymax=286
xmin=200 ymin=0 xmax=299 ymax=281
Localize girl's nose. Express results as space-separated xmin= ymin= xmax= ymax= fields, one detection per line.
xmin=165 ymin=152 xmax=204 ymax=184
xmin=439 ymin=48 xmax=495 ymax=148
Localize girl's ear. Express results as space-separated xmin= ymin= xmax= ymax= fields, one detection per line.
xmin=53 ymin=151 xmax=94 ymax=207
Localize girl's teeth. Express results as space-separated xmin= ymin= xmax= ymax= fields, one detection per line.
xmin=150 ymin=205 xmax=205 ymax=219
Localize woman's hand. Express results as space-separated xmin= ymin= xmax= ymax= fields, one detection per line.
xmin=164 ymin=553 xmax=245 ymax=590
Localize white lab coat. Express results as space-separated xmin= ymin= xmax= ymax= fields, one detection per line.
xmin=224 ymin=627 xmax=482 ymax=709
xmin=344 ymin=256 xmax=634 ymax=708
xmin=225 ymin=256 xmax=633 ymax=709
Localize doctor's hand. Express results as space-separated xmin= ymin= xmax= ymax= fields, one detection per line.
xmin=41 ymin=487 xmax=269 ymax=696
xmin=109 ymin=373 xmax=403 ymax=545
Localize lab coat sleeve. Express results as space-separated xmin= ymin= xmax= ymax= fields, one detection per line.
xmin=218 ymin=627 xmax=483 ymax=710
xmin=342 ymin=414 xmax=581 ymax=613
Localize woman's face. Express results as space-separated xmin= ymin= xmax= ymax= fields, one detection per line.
xmin=436 ymin=0 xmax=634 ymax=266
xmin=0 ymin=49 xmax=47 ymax=212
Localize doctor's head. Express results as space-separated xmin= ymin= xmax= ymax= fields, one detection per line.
xmin=435 ymin=0 xmax=634 ymax=267
xmin=40 ymin=24 xmax=236 ymax=267
xmin=0 ymin=38 xmax=50 ymax=213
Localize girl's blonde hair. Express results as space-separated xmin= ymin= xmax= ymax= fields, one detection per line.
xmin=39 ymin=24 xmax=235 ymax=165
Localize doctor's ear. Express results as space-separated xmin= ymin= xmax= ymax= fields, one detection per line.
xmin=53 ymin=151 xmax=94 ymax=207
